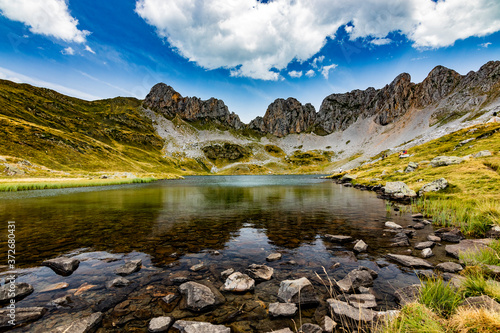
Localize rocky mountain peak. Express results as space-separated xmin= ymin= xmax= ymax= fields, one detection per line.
xmin=143 ymin=83 xmax=243 ymax=129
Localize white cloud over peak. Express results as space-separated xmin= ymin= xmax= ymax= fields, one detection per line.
xmin=321 ymin=64 xmax=338 ymax=79
xmin=61 ymin=46 xmax=75 ymax=55
xmin=136 ymin=0 xmax=500 ymax=80
xmin=0 ymin=0 xmax=89 ymax=43
xmin=288 ymin=70 xmax=302 ymax=78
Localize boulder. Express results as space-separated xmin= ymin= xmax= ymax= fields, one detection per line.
xmin=266 ymin=253 xmax=282 ymax=262
xmin=383 ymin=182 xmax=416 ymax=198
xmin=323 ymin=234 xmax=352 ymax=243
xmin=277 ymin=277 xmax=318 ymax=305
xmin=405 ymin=162 xmax=418 ymax=173
xmin=179 ymin=281 xmax=225 ymax=312
xmin=422 ymin=248 xmax=434 ymax=258
xmin=222 ymin=272 xmax=255 ymax=292
xmin=148 ymin=316 xmax=173 ymax=333
xmin=268 ymin=302 xmax=297 ymax=317
xmin=114 ymin=259 xmax=142 ymax=276
xmin=435 ymin=228 xmax=464 ymax=243
xmin=419 ymin=178 xmax=448 ymax=196
xmin=414 ymin=241 xmax=435 ymax=250
xmin=436 ymin=262 xmax=463 ymax=273
xmin=42 ymin=257 xmax=80 ymax=276
xmin=173 ymin=320 xmax=231 ymax=333
xmin=336 ymin=267 xmax=378 ymax=293
xmin=430 ymin=156 xmax=464 ymax=167
xmin=474 ymin=150 xmax=492 ymax=158
xmin=394 ymin=284 xmax=421 ymax=305
xmin=385 ymin=221 xmax=403 ymax=229
xmin=347 ymin=294 xmax=377 ymax=308
xmin=445 ymin=239 xmax=492 ymax=259
xmin=354 ymin=240 xmax=368 ymax=253
xmin=246 ymin=264 xmax=273 ymax=281
xmin=386 ymin=254 xmax=433 ymax=268
xmin=327 ymin=299 xmax=375 ymax=323
xmin=51 ymin=312 xmax=103 ymax=333
xmin=0 ymin=282 xmax=33 ymax=302
xmin=299 ymin=323 xmax=323 ymax=333
xmin=0 ymin=307 xmax=46 ymax=328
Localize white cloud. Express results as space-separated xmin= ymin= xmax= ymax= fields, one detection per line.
xmin=61 ymin=46 xmax=75 ymax=55
xmin=136 ymin=0 xmax=500 ymax=80
xmin=312 ymin=55 xmax=325 ymax=68
xmin=305 ymin=69 xmax=315 ymax=78
xmin=480 ymin=42 xmax=492 ymax=48
xmin=0 ymin=66 xmax=100 ymax=100
xmin=288 ymin=70 xmax=302 ymax=78
xmin=85 ymin=45 xmax=96 ymax=54
xmin=0 ymin=0 xmax=90 ymax=43
xmin=371 ymin=38 xmax=392 ymax=46
xmin=321 ymin=64 xmax=337 ymax=79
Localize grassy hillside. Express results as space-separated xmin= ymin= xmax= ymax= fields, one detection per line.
xmin=0 ymin=80 xmax=208 ymax=178
xmin=331 ymin=121 xmax=500 ymax=236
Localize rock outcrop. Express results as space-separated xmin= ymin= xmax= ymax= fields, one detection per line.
xmin=143 ymin=83 xmax=244 ymax=129
xmin=248 ymin=98 xmax=316 ymax=137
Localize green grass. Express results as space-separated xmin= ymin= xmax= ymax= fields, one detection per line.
xmin=459 ymin=239 xmax=500 ymax=266
xmin=419 ymin=278 xmax=463 ymax=318
xmin=377 ymin=303 xmax=445 ymax=333
xmin=0 ymin=177 xmax=158 ymax=192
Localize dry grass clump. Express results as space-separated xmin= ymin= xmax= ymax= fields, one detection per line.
xmin=448 ymin=307 xmax=500 ymax=333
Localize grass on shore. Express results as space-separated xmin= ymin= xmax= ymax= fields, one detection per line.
xmin=0 ymin=177 xmax=160 ymax=192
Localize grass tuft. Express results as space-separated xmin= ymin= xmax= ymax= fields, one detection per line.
xmin=419 ymin=277 xmax=463 ymax=318
xmin=448 ymin=306 xmax=500 ymax=333
xmin=377 ymin=303 xmax=445 ymax=333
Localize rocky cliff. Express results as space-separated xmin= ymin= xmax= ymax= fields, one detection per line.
xmin=248 ymin=98 xmax=316 ymax=137
xmin=143 ymin=83 xmax=244 ymax=129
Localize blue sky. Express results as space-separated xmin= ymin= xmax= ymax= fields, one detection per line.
xmin=0 ymin=0 xmax=499 ymax=123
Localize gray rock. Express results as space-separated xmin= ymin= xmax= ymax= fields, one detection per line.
xmin=0 ymin=307 xmax=46 ymax=328
xmin=337 ymin=267 xmax=378 ymax=293
xmin=265 ymin=329 xmax=293 ymax=333
xmin=436 ymin=262 xmax=463 ymax=273
xmin=353 ymin=240 xmax=368 ymax=253
xmin=385 ymin=221 xmax=403 ymax=229
xmin=149 ymin=316 xmax=173 ymax=333
xmin=427 ymin=235 xmax=441 ymax=242
xmin=412 ymin=213 xmax=424 ymax=218
xmin=268 ymin=302 xmax=297 ymax=317
xmin=42 ymin=257 xmax=80 ymax=276
xmin=422 ymin=248 xmax=434 ymax=258
xmin=460 ymin=295 xmax=500 ymax=312
xmin=222 ymin=272 xmax=255 ymax=292
xmin=106 ymin=277 xmax=131 ymax=288
xmin=0 ymin=282 xmax=34 ymax=302
xmin=430 ymin=156 xmax=464 ymax=167
xmin=474 ymin=150 xmax=492 ymax=157
xmin=414 ymin=241 xmax=435 ymax=250
xmin=394 ymin=284 xmax=421 ymax=305
xmin=435 ymin=228 xmax=464 ymax=243
xmin=413 ymin=222 xmax=425 ymax=230
xmin=390 ymin=232 xmax=410 ymax=247
xmin=114 ymin=259 xmax=142 ymax=276
xmin=190 ymin=263 xmax=205 ymax=272
xmin=221 ymin=268 xmax=234 ymax=278
xmin=277 ymin=277 xmax=318 ymax=305
xmin=266 ymin=253 xmax=282 ymax=262
xmin=51 ymin=312 xmax=103 ymax=333
xmin=485 ymin=264 xmax=500 ymax=276
xmin=179 ymin=281 xmax=225 ymax=312
xmin=419 ymin=178 xmax=448 ymax=195
xmin=246 ymin=264 xmax=274 ymax=281
xmin=48 ymin=295 xmax=72 ymax=308
xmin=327 ymin=299 xmax=375 ymax=323
xmin=445 ymin=239 xmax=492 ymax=258
xmin=383 ymin=181 xmax=416 ymax=198
xmin=173 ymin=320 xmax=231 ymax=333
xmin=375 ymin=310 xmax=401 ymax=323
xmin=347 ymin=294 xmax=377 ymax=308
xmin=299 ymin=323 xmax=322 ymax=333
xmin=386 ymin=254 xmax=433 ymax=268
xmin=322 ymin=316 xmax=337 ymax=332
xmin=323 ymin=234 xmax=352 ymax=243
xmin=405 ymin=162 xmax=418 ymax=173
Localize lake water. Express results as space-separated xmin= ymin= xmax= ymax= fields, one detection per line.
xmin=0 ymin=175 xmax=440 ymax=332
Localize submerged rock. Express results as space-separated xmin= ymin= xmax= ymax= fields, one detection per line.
xmin=390 ymin=232 xmax=410 ymax=247
xmin=0 ymin=307 xmax=46 ymax=328
xmin=268 ymin=302 xmax=297 ymax=317
xmin=114 ymin=259 xmax=142 ymax=276
xmin=173 ymin=320 xmax=231 ymax=333
xmin=106 ymin=277 xmax=131 ymax=288
xmin=277 ymin=277 xmax=318 ymax=305
xmin=246 ymin=264 xmax=274 ymax=281
xmin=42 ymin=257 xmax=80 ymax=276
xmin=266 ymin=253 xmax=282 ymax=262
xmin=51 ymin=312 xmax=103 ymax=333
xmin=386 ymin=254 xmax=433 ymax=268
xmin=0 ymin=282 xmax=34 ymax=302
xmin=323 ymin=234 xmax=352 ymax=243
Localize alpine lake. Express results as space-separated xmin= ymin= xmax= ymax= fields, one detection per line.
xmin=0 ymin=175 xmax=451 ymax=332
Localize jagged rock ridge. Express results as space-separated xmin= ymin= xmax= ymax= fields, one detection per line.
xmin=143 ymin=83 xmax=244 ymax=129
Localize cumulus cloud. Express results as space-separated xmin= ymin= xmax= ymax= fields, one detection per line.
xmin=288 ymin=70 xmax=302 ymax=78
xmin=371 ymin=38 xmax=392 ymax=46
xmin=321 ymin=64 xmax=337 ymax=79
xmin=61 ymin=46 xmax=75 ymax=55
xmin=136 ymin=0 xmax=500 ymax=80
xmin=305 ymin=69 xmax=315 ymax=78
xmin=0 ymin=0 xmax=90 ymax=43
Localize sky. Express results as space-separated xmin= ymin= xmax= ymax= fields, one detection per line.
xmin=0 ymin=0 xmax=499 ymax=123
